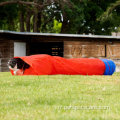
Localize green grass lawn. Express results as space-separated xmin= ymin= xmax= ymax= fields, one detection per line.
xmin=0 ymin=72 xmax=120 ymax=120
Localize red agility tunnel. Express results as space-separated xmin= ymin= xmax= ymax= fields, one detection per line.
xmin=10 ymin=54 xmax=116 ymax=75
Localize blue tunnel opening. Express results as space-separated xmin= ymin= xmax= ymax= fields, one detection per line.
xmin=101 ymin=59 xmax=116 ymax=75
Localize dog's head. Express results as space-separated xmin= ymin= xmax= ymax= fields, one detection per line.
xmin=8 ymin=58 xmax=30 ymax=71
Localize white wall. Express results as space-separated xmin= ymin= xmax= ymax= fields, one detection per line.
xmin=14 ymin=42 xmax=26 ymax=57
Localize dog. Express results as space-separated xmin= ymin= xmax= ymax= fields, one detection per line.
xmin=8 ymin=58 xmax=30 ymax=75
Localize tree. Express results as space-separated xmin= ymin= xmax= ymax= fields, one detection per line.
xmin=0 ymin=0 xmax=51 ymax=32
xmin=98 ymin=0 xmax=120 ymax=33
xmin=0 ymin=1 xmax=18 ymax=31
xmin=0 ymin=0 xmax=119 ymax=35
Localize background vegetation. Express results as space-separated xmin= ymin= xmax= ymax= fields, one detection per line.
xmin=0 ymin=0 xmax=120 ymax=35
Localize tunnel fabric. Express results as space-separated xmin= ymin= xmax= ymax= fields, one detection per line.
xmin=10 ymin=54 xmax=116 ymax=75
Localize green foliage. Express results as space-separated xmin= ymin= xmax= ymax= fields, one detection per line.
xmin=98 ymin=0 xmax=120 ymax=33
xmin=53 ymin=19 xmax=62 ymax=33
xmin=0 ymin=0 xmax=120 ymax=34
xmin=63 ymin=2 xmax=85 ymax=34
xmin=0 ymin=4 xmax=18 ymax=31
xmin=69 ymin=0 xmax=118 ymax=35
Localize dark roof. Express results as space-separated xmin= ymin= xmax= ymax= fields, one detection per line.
xmin=0 ymin=30 xmax=120 ymax=39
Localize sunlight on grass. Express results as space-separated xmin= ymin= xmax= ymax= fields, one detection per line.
xmin=0 ymin=72 xmax=120 ymax=120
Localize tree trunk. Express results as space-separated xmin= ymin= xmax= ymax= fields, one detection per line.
xmin=20 ymin=10 xmax=25 ymax=32
xmin=26 ymin=11 xmax=31 ymax=32
xmin=33 ymin=0 xmax=38 ymax=32
xmin=33 ymin=9 xmax=38 ymax=32
xmin=37 ymin=12 xmax=41 ymax=32
xmin=61 ymin=13 xmax=68 ymax=33
xmin=61 ymin=21 xmax=68 ymax=33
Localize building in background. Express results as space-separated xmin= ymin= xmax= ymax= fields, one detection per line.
xmin=0 ymin=30 xmax=120 ymax=72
